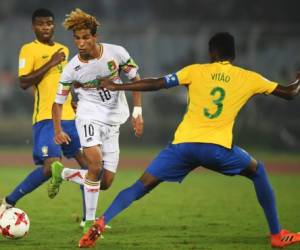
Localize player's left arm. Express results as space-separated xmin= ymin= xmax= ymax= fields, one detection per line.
xmin=271 ymin=73 xmax=300 ymax=100
xmin=249 ymin=71 xmax=300 ymax=100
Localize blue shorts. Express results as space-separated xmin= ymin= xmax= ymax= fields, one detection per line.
xmin=32 ymin=120 xmax=81 ymax=165
xmin=146 ymin=143 xmax=252 ymax=182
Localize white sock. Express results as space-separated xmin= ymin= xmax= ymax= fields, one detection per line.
xmin=84 ymin=178 xmax=100 ymax=221
xmin=61 ymin=168 xmax=87 ymax=185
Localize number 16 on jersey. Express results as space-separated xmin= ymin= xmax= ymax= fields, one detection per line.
xmin=98 ymin=88 xmax=112 ymax=102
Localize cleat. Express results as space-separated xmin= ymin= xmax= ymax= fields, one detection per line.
xmin=268 ymin=229 xmax=291 ymax=239
xmin=81 ymin=219 xmax=111 ymax=230
xmin=83 ymin=220 xmax=94 ymax=233
xmin=0 ymin=198 xmax=13 ymax=216
xmin=82 ymin=220 xmax=106 ymax=239
xmin=78 ymin=216 xmax=105 ymax=248
xmin=271 ymin=229 xmax=300 ymax=248
xmin=48 ymin=161 xmax=64 ymax=199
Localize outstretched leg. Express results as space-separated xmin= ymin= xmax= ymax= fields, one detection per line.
xmin=103 ymin=172 xmax=160 ymax=225
xmin=241 ymin=159 xmax=280 ymax=234
xmin=3 ymin=157 xmax=57 ymax=208
xmin=78 ymin=143 xmax=195 ymax=248
xmin=78 ymin=172 xmax=160 ymax=248
xmin=241 ymin=158 xmax=300 ymax=248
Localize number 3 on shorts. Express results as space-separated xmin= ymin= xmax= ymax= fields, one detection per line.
xmin=203 ymin=86 xmax=226 ymax=119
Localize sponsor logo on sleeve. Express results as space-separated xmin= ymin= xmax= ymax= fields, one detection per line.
xmin=19 ymin=59 xmax=25 ymax=69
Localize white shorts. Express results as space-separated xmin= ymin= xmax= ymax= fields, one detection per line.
xmin=76 ymin=119 xmax=120 ymax=173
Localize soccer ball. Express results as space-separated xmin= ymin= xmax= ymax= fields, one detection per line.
xmin=0 ymin=208 xmax=30 ymax=239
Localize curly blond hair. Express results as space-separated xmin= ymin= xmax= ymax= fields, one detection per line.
xmin=63 ymin=8 xmax=100 ymax=35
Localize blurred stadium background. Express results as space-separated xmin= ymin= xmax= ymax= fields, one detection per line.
xmin=0 ymin=0 xmax=300 ymax=152
xmin=0 ymin=2 xmax=300 ymax=249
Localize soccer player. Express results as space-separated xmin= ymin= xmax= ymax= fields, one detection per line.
xmin=0 ymin=9 xmax=87 ymax=220
xmin=79 ymin=32 xmax=300 ymax=248
xmin=50 ymin=9 xmax=143 ymax=234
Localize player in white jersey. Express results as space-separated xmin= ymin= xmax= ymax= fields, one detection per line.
xmin=49 ymin=9 xmax=143 ymax=236
xmin=60 ymin=42 xmax=136 ymax=125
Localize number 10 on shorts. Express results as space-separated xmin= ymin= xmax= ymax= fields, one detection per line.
xmin=84 ymin=124 xmax=94 ymax=137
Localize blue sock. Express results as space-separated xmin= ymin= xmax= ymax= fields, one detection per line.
xmin=103 ymin=180 xmax=148 ymax=224
xmin=248 ymin=162 xmax=280 ymax=234
xmin=6 ymin=167 xmax=49 ymax=205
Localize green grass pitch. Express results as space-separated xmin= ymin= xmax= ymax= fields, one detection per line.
xmin=0 ymin=166 xmax=300 ymax=250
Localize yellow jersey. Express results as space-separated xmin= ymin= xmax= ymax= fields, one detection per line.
xmin=171 ymin=61 xmax=278 ymax=148
xmin=18 ymin=40 xmax=74 ymax=124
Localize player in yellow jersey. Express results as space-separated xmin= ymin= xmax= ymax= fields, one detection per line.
xmin=0 ymin=9 xmax=87 ymax=222
xmin=79 ymin=32 xmax=300 ymax=248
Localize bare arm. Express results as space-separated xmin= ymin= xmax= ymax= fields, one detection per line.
xmin=101 ymin=77 xmax=165 ymax=91
xmin=131 ymin=74 xmax=142 ymax=106
xmin=52 ymin=103 xmax=71 ymax=144
xmin=129 ymin=74 xmax=144 ymax=137
xmin=19 ymin=48 xmax=66 ymax=90
xmin=271 ymin=74 xmax=300 ymax=100
xmin=272 ymin=80 xmax=300 ymax=100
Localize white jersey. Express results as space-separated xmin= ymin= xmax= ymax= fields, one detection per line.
xmin=55 ymin=43 xmax=139 ymax=125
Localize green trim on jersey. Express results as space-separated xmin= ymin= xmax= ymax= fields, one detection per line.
xmin=120 ymin=58 xmax=138 ymax=68
xmin=59 ymin=81 xmax=72 ymax=86
xmin=34 ymin=85 xmax=40 ymax=123
xmin=82 ymin=79 xmax=100 ymax=88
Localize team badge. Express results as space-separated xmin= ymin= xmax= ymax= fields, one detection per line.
xmin=41 ymin=146 xmax=48 ymax=157
xmin=107 ymin=60 xmax=117 ymax=72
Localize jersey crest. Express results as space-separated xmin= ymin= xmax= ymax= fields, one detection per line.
xmin=107 ymin=60 xmax=117 ymax=72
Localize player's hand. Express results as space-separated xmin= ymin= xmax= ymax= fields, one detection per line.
xmin=99 ymin=78 xmax=118 ymax=91
xmin=49 ymin=48 xmax=66 ymax=67
xmin=54 ymin=131 xmax=71 ymax=145
xmin=294 ymin=72 xmax=300 ymax=94
xmin=131 ymin=115 xmax=144 ymax=138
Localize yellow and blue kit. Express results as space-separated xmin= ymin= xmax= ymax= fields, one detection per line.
xmin=18 ymin=40 xmax=80 ymax=164
xmin=147 ymin=61 xmax=277 ymax=182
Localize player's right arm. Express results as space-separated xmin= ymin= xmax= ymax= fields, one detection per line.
xmin=271 ymin=73 xmax=300 ymax=100
xmin=52 ymin=67 xmax=73 ymax=145
xmin=52 ymin=103 xmax=71 ymax=144
xmin=19 ymin=47 xmax=66 ymax=90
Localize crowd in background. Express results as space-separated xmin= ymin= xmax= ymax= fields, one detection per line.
xmin=0 ymin=0 xmax=299 ymax=150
